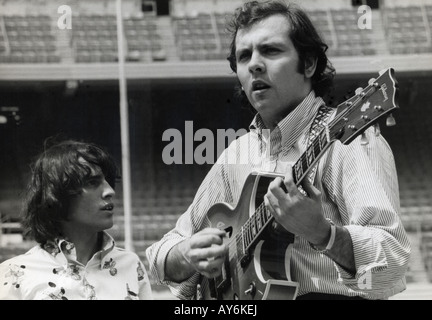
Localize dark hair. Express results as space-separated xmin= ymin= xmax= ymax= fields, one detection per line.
xmin=226 ymin=1 xmax=335 ymax=102
xmin=22 ymin=139 xmax=119 ymax=244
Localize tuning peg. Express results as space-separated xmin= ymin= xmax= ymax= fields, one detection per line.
xmin=368 ymin=78 xmax=379 ymax=88
xmin=374 ymin=105 xmax=383 ymax=112
xmin=360 ymin=133 xmax=369 ymax=145
xmin=374 ymin=123 xmax=381 ymax=136
xmin=386 ymin=114 xmax=396 ymax=127
xmin=355 ymin=87 xmax=363 ymax=95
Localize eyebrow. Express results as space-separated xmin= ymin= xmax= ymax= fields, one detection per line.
xmin=90 ymin=172 xmax=104 ymax=179
xmin=238 ymin=38 xmax=286 ymax=49
xmin=84 ymin=172 xmax=104 ymax=182
xmin=236 ymin=41 xmax=286 ymax=56
xmin=85 ymin=164 xmax=104 ymax=178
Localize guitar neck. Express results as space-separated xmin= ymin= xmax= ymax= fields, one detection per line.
xmin=292 ymin=125 xmax=333 ymax=186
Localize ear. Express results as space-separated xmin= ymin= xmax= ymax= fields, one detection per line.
xmin=304 ymin=56 xmax=317 ymax=79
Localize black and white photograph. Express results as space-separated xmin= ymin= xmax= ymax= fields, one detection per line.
xmin=0 ymin=0 xmax=431 ymax=303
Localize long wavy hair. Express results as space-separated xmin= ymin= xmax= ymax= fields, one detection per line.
xmin=22 ymin=139 xmax=119 ymax=244
xmin=226 ymin=1 xmax=336 ymax=108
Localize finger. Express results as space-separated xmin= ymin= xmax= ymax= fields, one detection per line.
xmin=264 ymin=196 xmax=277 ymax=219
xmin=301 ymin=179 xmax=321 ymax=201
xmin=189 ymin=245 xmax=228 ymax=262
xmin=264 ymin=193 xmax=281 ymax=216
xmin=189 ymin=233 xmax=225 ymax=249
xmin=197 ymin=228 xmax=227 ymax=242
xmin=283 ymin=168 xmax=301 ymax=197
xmin=268 ymin=177 xmax=289 ymax=200
xmin=196 ymin=256 xmax=225 ymax=270
xmin=196 ymin=257 xmax=225 ymax=278
xmin=264 ymin=194 xmax=270 ymax=210
xmin=200 ymin=228 xmax=227 ymax=237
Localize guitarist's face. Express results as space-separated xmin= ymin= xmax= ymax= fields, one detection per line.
xmin=235 ymin=14 xmax=316 ymax=129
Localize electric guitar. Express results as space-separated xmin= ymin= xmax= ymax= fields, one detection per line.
xmin=200 ymin=68 xmax=399 ymax=300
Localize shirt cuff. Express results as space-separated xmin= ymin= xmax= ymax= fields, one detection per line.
xmin=335 ymin=225 xmax=388 ymax=286
xmin=155 ymin=237 xmax=184 ymax=283
xmin=154 ymin=237 xmax=201 ymax=300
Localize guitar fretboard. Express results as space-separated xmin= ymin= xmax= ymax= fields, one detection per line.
xmin=293 ymin=127 xmax=331 ymax=185
xmin=236 ymin=203 xmax=272 ymax=252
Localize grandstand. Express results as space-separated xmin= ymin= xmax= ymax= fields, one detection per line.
xmin=1 ymin=0 xmax=432 ymax=299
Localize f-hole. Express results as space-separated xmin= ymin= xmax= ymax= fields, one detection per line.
xmin=224 ymin=226 xmax=233 ymax=238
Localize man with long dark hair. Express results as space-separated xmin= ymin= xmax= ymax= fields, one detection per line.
xmin=0 ymin=139 xmax=153 ymax=300
xmin=146 ymin=1 xmax=410 ymax=300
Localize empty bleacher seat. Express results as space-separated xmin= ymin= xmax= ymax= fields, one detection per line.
xmin=329 ymin=8 xmax=377 ymax=57
xmin=384 ymin=6 xmax=432 ymax=55
xmin=173 ymin=14 xmax=222 ymax=61
xmin=1 ymin=14 xmax=60 ymax=64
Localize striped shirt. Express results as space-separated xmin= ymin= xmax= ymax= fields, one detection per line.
xmin=146 ymin=91 xmax=411 ymax=300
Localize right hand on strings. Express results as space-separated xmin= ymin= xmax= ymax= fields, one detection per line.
xmin=178 ymin=228 xmax=228 ymax=279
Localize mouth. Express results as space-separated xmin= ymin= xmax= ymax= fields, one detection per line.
xmin=252 ymin=80 xmax=271 ymax=93
xmin=101 ymin=203 xmax=114 ymax=211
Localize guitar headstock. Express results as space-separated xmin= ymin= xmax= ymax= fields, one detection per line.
xmin=330 ymin=68 xmax=399 ymax=145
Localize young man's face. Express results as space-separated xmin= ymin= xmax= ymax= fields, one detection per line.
xmin=235 ymin=14 xmax=314 ymax=126
xmin=67 ymin=164 xmax=115 ymax=233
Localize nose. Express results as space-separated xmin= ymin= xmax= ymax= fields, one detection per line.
xmin=248 ymin=51 xmax=265 ymax=74
xmin=102 ymin=179 xmax=115 ymax=199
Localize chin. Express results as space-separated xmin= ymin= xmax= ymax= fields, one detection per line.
xmin=251 ymin=102 xmax=268 ymax=113
xmin=101 ymin=218 xmax=114 ymax=231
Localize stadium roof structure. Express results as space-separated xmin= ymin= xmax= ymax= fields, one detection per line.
xmin=1 ymin=55 xmax=432 ymax=82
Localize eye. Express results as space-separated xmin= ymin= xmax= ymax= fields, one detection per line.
xmin=263 ymin=47 xmax=281 ymax=55
xmin=236 ymin=50 xmax=250 ymax=62
xmin=85 ymin=176 xmax=103 ymax=188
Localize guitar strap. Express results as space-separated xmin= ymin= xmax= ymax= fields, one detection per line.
xmin=305 ymin=104 xmax=335 ymax=184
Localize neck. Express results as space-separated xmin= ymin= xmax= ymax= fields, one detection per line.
xmin=61 ymin=226 xmax=102 ymax=265
xmin=260 ymin=105 xmax=296 ymax=132
xmin=260 ymin=91 xmax=312 ymax=131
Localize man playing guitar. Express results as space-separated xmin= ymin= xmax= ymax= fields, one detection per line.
xmin=146 ymin=0 xmax=410 ymax=300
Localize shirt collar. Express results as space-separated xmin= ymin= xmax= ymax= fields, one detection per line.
xmin=43 ymin=231 xmax=116 ymax=263
xmin=249 ymin=91 xmax=325 ymax=148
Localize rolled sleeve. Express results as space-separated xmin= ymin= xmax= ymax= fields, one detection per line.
xmin=323 ymin=129 xmax=411 ymax=298
xmin=336 ymin=224 xmax=410 ymax=299
xmin=145 ymin=227 xmax=202 ymax=299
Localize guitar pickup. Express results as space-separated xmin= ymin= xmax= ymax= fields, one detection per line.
xmin=217 ymin=255 xmax=231 ymax=291
xmin=240 ymin=253 xmax=251 ymax=268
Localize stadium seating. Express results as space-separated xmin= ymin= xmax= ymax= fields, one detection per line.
xmin=71 ymin=13 xmax=165 ymax=63
xmin=384 ymin=6 xmax=432 ymax=55
xmin=0 ymin=15 xmax=60 ymax=63
xmin=1 ymin=4 xmax=432 ymax=64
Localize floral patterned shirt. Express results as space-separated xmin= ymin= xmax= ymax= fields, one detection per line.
xmin=0 ymin=232 xmax=153 ymax=300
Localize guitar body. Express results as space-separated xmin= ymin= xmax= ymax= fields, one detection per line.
xmin=203 ymin=172 xmax=299 ymax=300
